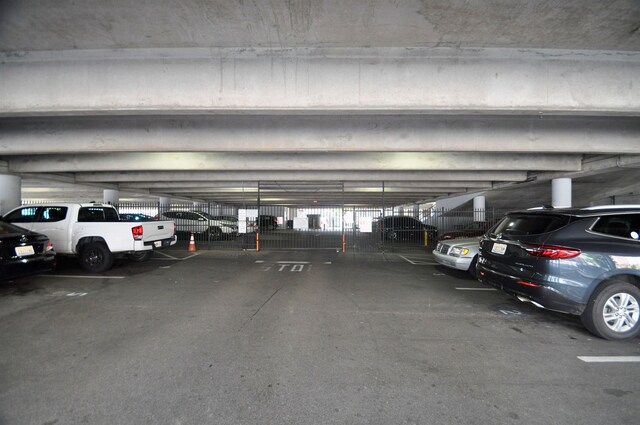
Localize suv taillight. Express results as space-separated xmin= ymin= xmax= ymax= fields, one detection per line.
xmin=132 ymin=225 xmax=144 ymax=241
xmin=524 ymin=244 xmax=580 ymax=259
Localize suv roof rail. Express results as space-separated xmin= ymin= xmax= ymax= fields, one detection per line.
xmin=527 ymin=205 xmax=555 ymax=210
xmin=583 ymin=205 xmax=640 ymax=210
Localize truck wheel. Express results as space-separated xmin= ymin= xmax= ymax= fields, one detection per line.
xmin=127 ymin=251 xmax=153 ymax=262
xmin=581 ymin=280 xmax=640 ymax=340
xmin=80 ymin=242 xmax=114 ymax=273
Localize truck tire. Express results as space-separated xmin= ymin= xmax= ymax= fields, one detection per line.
xmin=127 ymin=251 xmax=153 ymax=262
xmin=80 ymin=242 xmax=114 ymax=273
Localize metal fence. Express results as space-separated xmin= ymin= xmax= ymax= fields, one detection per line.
xmin=22 ymin=199 xmax=511 ymax=252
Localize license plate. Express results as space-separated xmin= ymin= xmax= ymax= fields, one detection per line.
xmin=491 ymin=242 xmax=507 ymax=255
xmin=154 ymin=241 xmax=162 ymax=247
xmin=15 ymin=245 xmax=35 ymax=257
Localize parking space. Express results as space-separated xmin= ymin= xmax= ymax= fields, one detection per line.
xmin=1 ymin=250 xmax=639 ymax=425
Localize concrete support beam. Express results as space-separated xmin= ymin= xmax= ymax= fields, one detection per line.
xmin=120 ymin=181 xmax=493 ymax=189
xmin=103 ymin=189 xmax=119 ymax=205
xmin=9 ymin=153 xmax=581 ymax=173
xmin=77 ymin=170 xmax=529 ymax=182
xmin=2 ymin=47 xmax=639 ymax=116
xmin=0 ymin=174 xmax=21 ymax=214
xmin=552 ymin=178 xmax=572 ymax=208
xmin=2 ymin=115 xmax=640 ymax=154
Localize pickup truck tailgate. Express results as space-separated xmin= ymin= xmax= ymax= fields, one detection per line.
xmin=140 ymin=220 xmax=175 ymax=242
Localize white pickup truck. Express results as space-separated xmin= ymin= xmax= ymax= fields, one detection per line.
xmin=2 ymin=203 xmax=177 ymax=272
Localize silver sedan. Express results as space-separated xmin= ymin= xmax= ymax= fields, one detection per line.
xmin=433 ymin=237 xmax=480 ymax=276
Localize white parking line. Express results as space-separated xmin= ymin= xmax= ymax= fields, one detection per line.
xmin=42 ymin=275 xmax=125 ymax=279
xmin=276 ymin=261 xmax=310 ymax=264
xmin=456 ymin=287 xmax=497 ymax=291
xmin=578 ymin=356 xmax=640 ymax=363
xmin=153 ymin=252 xmax=199 ymax=260
xmin=398 ymin=255 xmax=438 ymax=265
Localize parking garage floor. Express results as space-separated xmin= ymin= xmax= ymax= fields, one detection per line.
xmin=1 ymin=249 xmax=639 ymax=425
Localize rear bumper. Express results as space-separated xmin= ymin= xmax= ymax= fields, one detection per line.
xmin=142 ymin=235 xmax=178 ymax=249
xmin=0 ymin=255 xmax=56 ymax=281
xmin=477 ymin=263 xmax=586 ymax=315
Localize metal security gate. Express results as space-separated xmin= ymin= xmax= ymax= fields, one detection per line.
xmin=257 ymin=204 xmax=345 ymax=251
xmin=108 ymin=190 xmax=508 ymax=252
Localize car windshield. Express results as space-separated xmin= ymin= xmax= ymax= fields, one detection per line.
xmin=491 ymin=213 xmax=570 ymax=236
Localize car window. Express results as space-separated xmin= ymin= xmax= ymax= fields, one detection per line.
xmin=78 ymin=207 xmax=120 ymax=222
xmin=492 ymin=214 xmax=570 ymax=236
xmin=591 ymin=214 xmax=640 ymax=240
xmin=185 ymin=212 xmax=203 ymax=221
xmin=4 ymin=207 xmax=39 ymax=223
xmin=40 ymin=207 xmax=67 ymax=222
xmin=163 ymin=212 xmax=177 ymax=219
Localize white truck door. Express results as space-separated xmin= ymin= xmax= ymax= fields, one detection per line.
xmin=30 ymin=206 xmax=73 ymax=253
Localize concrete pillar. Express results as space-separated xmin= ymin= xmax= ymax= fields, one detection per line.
xmin=473 ymin=195 xmax=486 ymax=222
xmin=0 ymin=174 xmax=22 ymax=215
xmin=103 ymin=189 xmax=119 ymax=205
xmin=552 ymin=178 xmax=572 ymax=208
xmin=159 ymin=197 xmax=171 ymax=206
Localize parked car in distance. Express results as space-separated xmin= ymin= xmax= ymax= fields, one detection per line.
xmin=160 ymin=211 xmax=238 ymax=240
xmin=477 ymin=205 xmax=640 ymax=340
xmin=258 ymin=215 xmax=278 ymax=231
xmin=433 ymin=237 xmax=480 ymax=276
xmin=0 ymin=220 xmax=56 ymax=281
xmin=376 ymin=216 xmax=437 ymax=243
xmin=438 ymin=221 xmax=495 ymax=240
xmin=119 ymin=213 xmax=154 ymax=221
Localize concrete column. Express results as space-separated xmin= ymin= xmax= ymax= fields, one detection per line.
xmin=0 ymin=174 xmax=22 ymax=215
xmin=159 ymin=197 xmax=171 ymax=206
xmin=552 ymin=178 xmax=572 ymax=208
xmin=103 ymin=189 xmax=119 ymax=205
xmin=473 ymin=195 xmax=486 ymax=222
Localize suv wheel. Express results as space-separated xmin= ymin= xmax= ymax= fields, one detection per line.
xmin=581 ymin=280 xmax=640 ymax=340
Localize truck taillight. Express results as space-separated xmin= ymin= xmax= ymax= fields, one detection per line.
xmin=132 ymin=225 xmax=144 ymax=241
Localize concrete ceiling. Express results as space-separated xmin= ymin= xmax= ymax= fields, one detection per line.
xmin=2 ymin=0 xmax=640 ymax=51
xmin=1 ymin=1 xmax=640 ymax=208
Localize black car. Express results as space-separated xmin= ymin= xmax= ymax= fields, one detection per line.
xmin=376 ymin=216 xmax=438 ymax=243
xmin=477 ymin=206 xmax=640 ymax=340
xmin=0 ymin=220 xmax=56 ymax=281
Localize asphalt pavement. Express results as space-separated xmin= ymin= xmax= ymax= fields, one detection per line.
xmin=1 ymin=249 xmax=639 ymax=425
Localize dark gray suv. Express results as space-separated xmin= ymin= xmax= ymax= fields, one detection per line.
xmin=477 ymin=206 xmax=640 ymax=340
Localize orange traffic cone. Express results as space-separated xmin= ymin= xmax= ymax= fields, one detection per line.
xmin=188 ymin=233 xmax=197 ymax=252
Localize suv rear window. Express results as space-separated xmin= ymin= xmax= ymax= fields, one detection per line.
xmin=492 ymin=213 xmax=570 ymax=236
xmin=591 ymin=214 xmax=640 ymax=240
